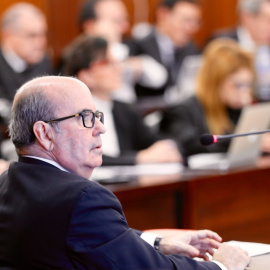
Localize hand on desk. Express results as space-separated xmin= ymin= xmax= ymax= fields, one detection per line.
xmin=159 ymin=229 xmax=221 ymax=260
xmin=136 ymin=140 xmax=182 ymax=164
xmin=213 ymin=243 xmax=251 ymax=270
xmin=158 ymin=229 xmax=250 ymax=269
xmin=260 ymin=133 xmax=270 ymax=153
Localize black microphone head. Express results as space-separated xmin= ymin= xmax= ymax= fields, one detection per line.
xmin=200 ymin=134 xmax=215 ymax=146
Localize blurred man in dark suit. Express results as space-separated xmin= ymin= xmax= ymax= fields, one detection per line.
xmin=128 ymin=0 xmax=202 ymax=101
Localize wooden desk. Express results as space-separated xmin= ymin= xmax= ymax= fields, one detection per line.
xmin=101 ymin=166 xmax=270 ymax=268
xmin=104 ymin=166 xmax=270 ymax=244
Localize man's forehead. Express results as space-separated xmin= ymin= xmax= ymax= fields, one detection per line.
xmin=16 ymin=76 xmax=94 ymax=107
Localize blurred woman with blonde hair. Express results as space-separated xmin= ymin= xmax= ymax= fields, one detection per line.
xmin=160 ymin=38 xmax=256 ymax=156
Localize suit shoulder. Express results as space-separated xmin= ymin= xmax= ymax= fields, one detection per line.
xmin=113 ymin=100 xmax=139 ymax=115
xmin=210 ymin=28 xmax=238 ymax=41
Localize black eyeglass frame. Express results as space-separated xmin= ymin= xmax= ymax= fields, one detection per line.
xmin=44 ymin=110 xmax=104 ymax=128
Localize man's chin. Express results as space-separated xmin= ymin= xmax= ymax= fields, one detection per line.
xmin=95 ymin=156 xmax=103 ymax=168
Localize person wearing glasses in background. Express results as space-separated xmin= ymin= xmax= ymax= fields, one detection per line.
xmin=160 ymin=38 xmax=270 ymax=157
xmin=63 ymin=35 xmax=182 ymax=165
xmin=0 ymin=75 xmax=250 ymax=269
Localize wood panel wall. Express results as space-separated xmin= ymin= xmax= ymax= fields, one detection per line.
xmin=0 ymin=0 xmax=238 ymax=65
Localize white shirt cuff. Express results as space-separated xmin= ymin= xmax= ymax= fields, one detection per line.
xmin=139 ymin=55 xmax=168 ymax=87
xmin=140 ymin=232 xmax=159 ymax=247
xmin=212 ymin=260 xmax=228 ymax=270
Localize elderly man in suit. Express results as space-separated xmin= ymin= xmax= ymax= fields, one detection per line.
xmin=0 ymin=2 xmax=53 ymax=103
xmin=0 ymin=75 xmax=250 ymax=269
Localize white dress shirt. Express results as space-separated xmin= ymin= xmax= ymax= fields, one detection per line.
xmin=2 ymin=48 xmax=27 ymax=73
xmin=237 ymin=26 xmax=256 ymax=52
xmin=109 ymin=42 xmax=168 ymax=103
xmin=93 ymin=97 xmax=120 ymax=157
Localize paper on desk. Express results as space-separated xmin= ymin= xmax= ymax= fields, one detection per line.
xmin=227 ymin=241 xmax=270 ymax=257
xmin=91 ymin=163 xmax=183 ymax=181
xmin=188 ymin=153 xmax=227 ymax=170
xmin=195 ymin=241 xmax=270 ymax=263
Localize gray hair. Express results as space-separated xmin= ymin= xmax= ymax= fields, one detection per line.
xmin=238 ymin=0 xmax=270 ymax=14
xmin=8 ymin=88 xmax=59 ymax=149
xmin=1 ymin=2 xmax=44 ymax=31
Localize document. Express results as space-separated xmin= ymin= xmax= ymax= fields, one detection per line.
xmin=91 ymin=163 xmax=183 ymax=181
xmin=227 ymin=241 xmax=270 ymax=257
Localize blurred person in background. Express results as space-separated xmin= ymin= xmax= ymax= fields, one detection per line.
xmin=0 ymin=2 xmax=53 ymax=103
xmin=210 ymin=0 xmax=270 ymax=101
xmin=159 ymin=39 xmax=270 ymax=157
xmin=128 ymin=0 xmax=202 ymax=102
xmin=0 ymin=2 xmax=53 ymax=164
xmin=61 ymin=0 xmax=167 ymax=104
xmin=63 ymin=35 xmax=182 ymax=165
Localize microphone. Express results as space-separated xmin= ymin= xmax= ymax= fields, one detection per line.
xmin=200 ymin=129 xmax=270 ymax=146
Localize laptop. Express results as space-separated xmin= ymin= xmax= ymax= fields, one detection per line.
xmin=188 ymin=102 xmax=270 ymax=170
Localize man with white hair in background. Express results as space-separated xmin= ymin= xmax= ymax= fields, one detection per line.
xmin=0 ymin=2 xmax=53 ymax=103
xmin=0 ymin=2 xmax=53 ymax=162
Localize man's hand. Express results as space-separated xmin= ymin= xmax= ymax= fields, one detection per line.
xmin=136 ymin=140 xmax=182 ymax=164
xmin=213 ymin=243 xmax=251 ymax=270
xmin=159 ymin=229 xmax=222 ymax=260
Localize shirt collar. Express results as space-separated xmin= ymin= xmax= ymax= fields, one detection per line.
xmin=23 ymin=155 xmax=69 ymax=172
xmin=237 ymin=26 xmax=256 ymax=52
xmin=155 ymin=29 xmax=175 ymax=53
xmin=92 ymin=96 xmax=113 ymax=110
xmin=2 ymin=48 xmax=27 ymax=73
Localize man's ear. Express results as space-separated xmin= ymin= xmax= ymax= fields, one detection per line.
xmin=33 ymin=121 xmax=55 ymax=151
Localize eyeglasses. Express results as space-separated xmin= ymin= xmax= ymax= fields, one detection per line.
xmin=44 ymin=110 xmax=104 ymax=128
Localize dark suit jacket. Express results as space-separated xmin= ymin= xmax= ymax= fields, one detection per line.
xmin=127 ymin=30 xmax=200 ymax=98
xmin=0 ymin=48 xmax=54 ymax=102
xmin=102 ymin=101 xmax=160 ymax=165
xmin=0 ymin=156 xmax=220 ymax=270
xmin=160 ymin=96 xmax=241 ymax=157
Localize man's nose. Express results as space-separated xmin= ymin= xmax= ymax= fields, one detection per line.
xmin=94 ymin=118 xmax=106 ymax=135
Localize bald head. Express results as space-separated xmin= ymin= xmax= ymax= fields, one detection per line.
xmin=13 ymin=76 xmax=87 ymax=109
xmin=1 ymin=3 xmax=47 ymax=64
xmin=9 ymin=76 xmax=89 ymax=150
xmin=9 ymin=75 xmax=105 ymax=178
